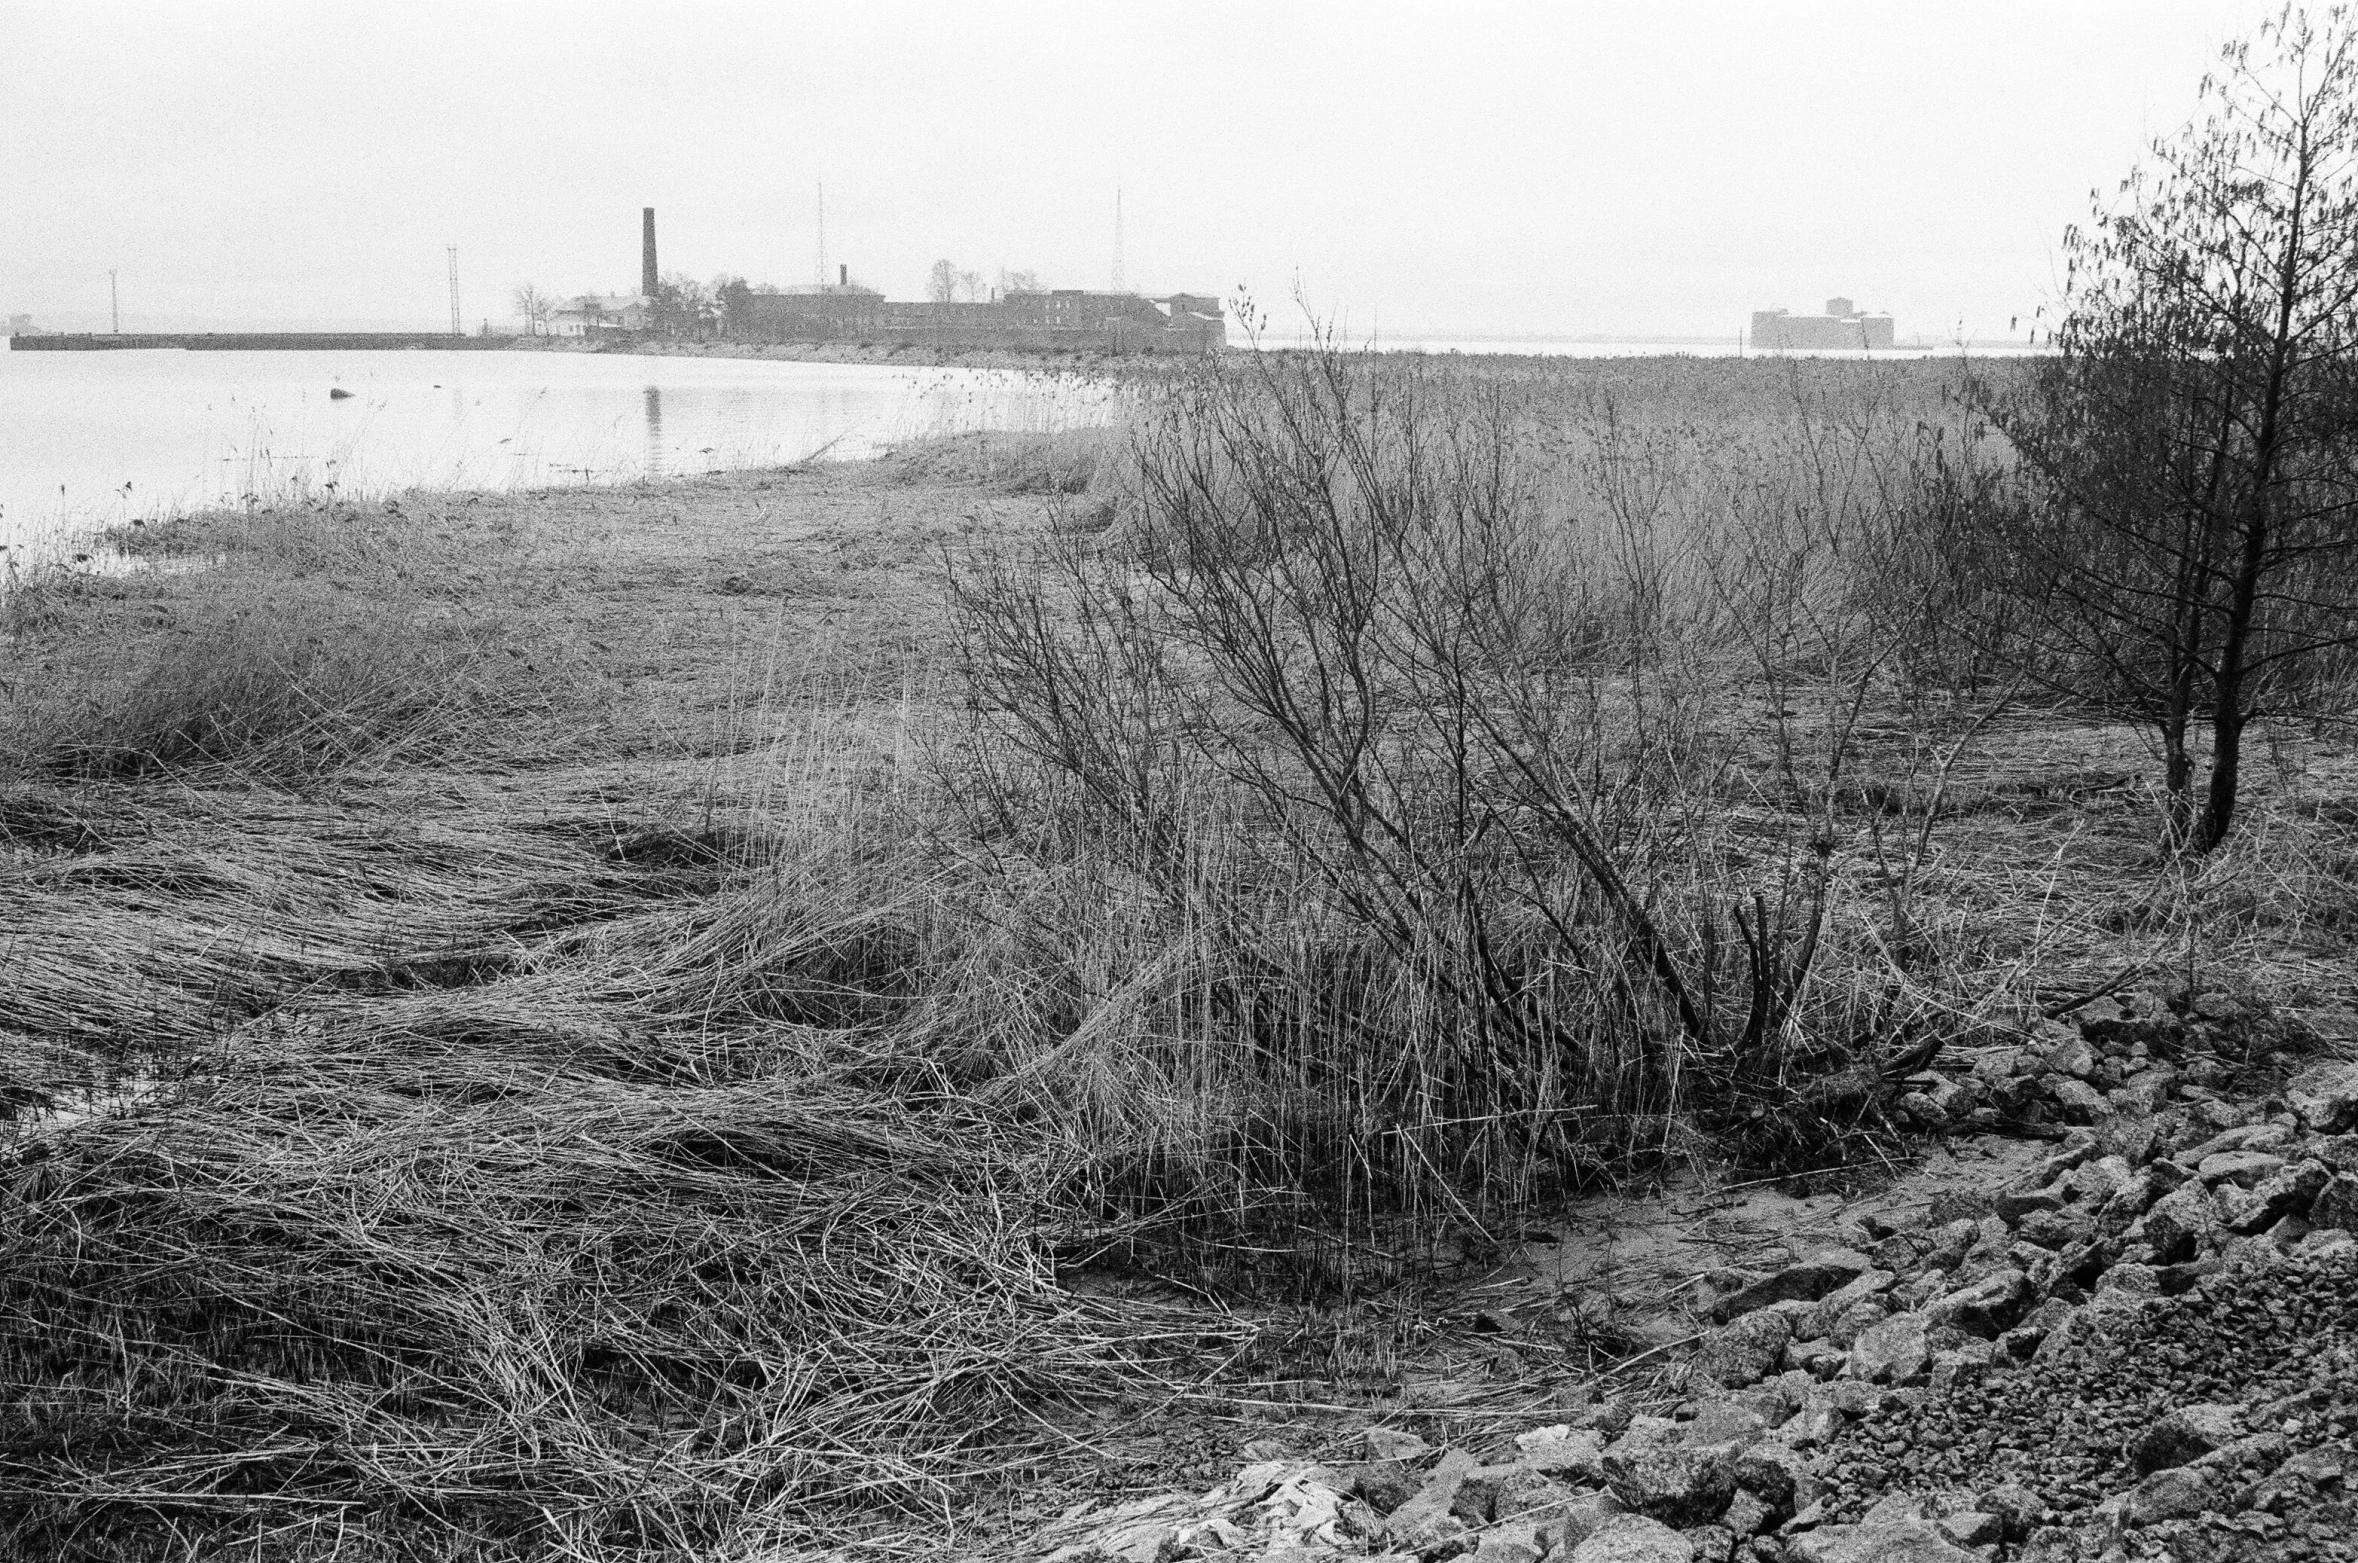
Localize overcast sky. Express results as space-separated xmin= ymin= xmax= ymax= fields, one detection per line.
xmin=0 ymin=1 xmax=2296 ymax=339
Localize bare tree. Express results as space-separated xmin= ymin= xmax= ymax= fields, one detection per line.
xmin=1975 ymin=5 xmax=2358 ymax=851
xmin=926 ymin=259 xmax=961 ymax=304
xmin=996 ymin=267 xmax=1041 ymax=296
xmin=511 ymin=283 xmax=553 ymax=337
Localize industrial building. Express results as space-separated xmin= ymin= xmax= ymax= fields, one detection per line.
xmin=730 ymin=274 xmax=1226 ymax=352
xmin=1750 ymin=297 xmax=1895 ymax=351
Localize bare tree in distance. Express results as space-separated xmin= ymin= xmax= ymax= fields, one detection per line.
xmin=1972 ymin=3 xmax=2358 ymax=852
xmin=926 ymin=259 xmax=961 ymax=304
xmin=510 ymin=284 xmax=553 ymax=337
xmin=996 ymin=267 xmax=1041 ymax=296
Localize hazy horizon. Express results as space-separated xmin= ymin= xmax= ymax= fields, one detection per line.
xmin=3 ymin=1 xmax=2295 ymax=341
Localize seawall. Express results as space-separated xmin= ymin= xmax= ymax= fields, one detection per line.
xmin=10 ymin=333 xmax=523 ymax=352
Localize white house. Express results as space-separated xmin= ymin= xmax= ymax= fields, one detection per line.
xmin=553 ymin=295 xmax=652 ymax=336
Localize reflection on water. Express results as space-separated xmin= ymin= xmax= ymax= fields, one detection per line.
xmin=0 ymin=347 xmax=1114 ymax=551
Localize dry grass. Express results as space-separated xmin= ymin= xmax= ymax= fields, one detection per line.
xmin=1 ymin=351 xmax=2354 ymax=1558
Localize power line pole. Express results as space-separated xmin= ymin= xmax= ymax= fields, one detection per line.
xmin=447 ymin=247 xmax=461 ymax=336
xmin=109 ymin=270 xmax=119 ymax=334
xmin=815 ymin=179 xmax=827 ymax=288
xmin=1111 ymin=187 xmax=1125 ymax=294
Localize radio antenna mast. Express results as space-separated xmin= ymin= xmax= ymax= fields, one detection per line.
xmin=815 ymin=181 xmax=827 ymax=287
xmin=447 ymin=247 xmax=461 ymax=336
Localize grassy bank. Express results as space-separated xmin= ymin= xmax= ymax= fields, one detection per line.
xmin=2 ymin=354 xmax=2354 ymax=1558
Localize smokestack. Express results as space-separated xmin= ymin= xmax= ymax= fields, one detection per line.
xmin=839 ymin=264 xmax=847 ymax=287
xmin=642 ymin=208 xmax=658 ymax=299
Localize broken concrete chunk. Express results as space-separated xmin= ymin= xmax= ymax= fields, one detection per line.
xmin=1693 ymin=1309 xmax=1793 ymax=1389
xmin=1566 ymin=1512 xmax=1695 ymax=1562
xmin=2309 ymin=1170 xmax=2358 ymax=1231
xmin=1707 ymin=1249 xmax=1876 ymax=1323
xmin=1514 ymin=1424 xmax=1608 ymax=1484
xmin=1846 ymin=1310 xmax=1931 ymax=1383
xmin=1924 ymin=1266 xmax=2032 ymax=1338
xmin=2047 ymin=1076 xmax=2111 ymax=1123
xmin=1602 ymin=1442 xmax=1736 ymax=1528
xmin=1381 ymin=1447 xmax=1478 ymax=1549
xmin=1788 ymin=1519 xmax=1981 ymax=1561
xmin=2134 ymin=1403 xmax=2243 ymax=1473
xmin=1364 ymin=1426 xmax=1432 ymax=1462
xmin=2288 ymin=1060 xmax=2358 ymax=1134
xmin=2196 ymin=1149 xmax=2287 ymax=1187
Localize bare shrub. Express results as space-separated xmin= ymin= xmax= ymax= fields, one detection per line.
xmin=941 ymin=341 xmax=2008 ymax=1258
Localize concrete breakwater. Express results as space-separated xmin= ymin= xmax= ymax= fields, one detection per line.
xmin=11 ymin=332 xmax=523 ymax=352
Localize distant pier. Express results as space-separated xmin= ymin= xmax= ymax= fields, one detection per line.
xmin=9 ymin=333 xmax=521 ymax=352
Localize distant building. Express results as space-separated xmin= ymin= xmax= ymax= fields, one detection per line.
xmin=5 ymin=314 xmax=31 ymax=337
xmin=1750 ymin=297 xmax=1894 ymax=351
xmin=553 ymin=295 xmax=652 ymax=337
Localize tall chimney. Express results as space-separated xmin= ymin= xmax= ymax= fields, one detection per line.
xmin=839 ymin=263 xmax=847 ymax=287
xmin=642 ymin=208 xmax=659 ymax=299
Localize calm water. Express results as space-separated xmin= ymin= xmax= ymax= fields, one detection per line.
xmin=0 ymin=347 xmax=1109 ymax=551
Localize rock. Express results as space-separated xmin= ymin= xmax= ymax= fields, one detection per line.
xmin=1383 ymin=1447 xmax=1478 ymax=1549
xmin=1471 ymin=1517 xmax=1549 ymax=1563
xmin=1796 ymin=1269 xmax=1894 ymax=1335
xmin=1694 ymin=1310 xmax=1793 ymax=1389
xmin=2133 ymin=1402 xmax=2242 ymax=1472
xmin=1975 ymin=1483 xmax=2045 ymax=1540
xmin=1993 ymin=1185 xmax=2064 ymax=1223
xmin=2123 ymin=1464 xmax=2217 ymax=1524
xmin=2309 ymin=1169 xmax=2358 ymax=1231
xmin=1458 ymin=1462 xmax=1540 ymax=1523
xmin=1568 ymin=1513 xmax=1696 ymax=1563
xmin=2224 ymin=1158 xmax=2330 ymax=1233
xmin=1540 ymin=1490 xmax=1632 ymax=1554
xmin=1788 ymin=1520 xmax=1981 ymax=1562
xmin=1365 ymin=1427 xmax=1432 ymax=1461
xmin=1682 ymin=1523 xmax=1737 ymax=1563
xmin=2196 ymin=1149 xmax=2286 ymax=1187
xmin=2308 ymin=1132 xmax=2358 ymax=1170
xmin=1338 ymin=1458 xmax=1420 ymax=1514
xmin=2046 ymin=1076 xmax=2111 ymax=1124
xmin=1722 ymin=1489 xmax=1773 ymax=1537
xmin=1604 ymin=1443 xmax=1736 ymax=1528
xmin=2287 ymin=1060 xmax=2358 ymax=1133
xmin=1936 ymin=1510 xmax=2003 ymax=1546
xmin=2036 ymin=1028 xmax=2098 ymax=1079
xmin=1515 ymin=1425 xmax=1608 ymax=1484
xmin=1709 ymin=1251 xmax=1876 ymax=1323
xmin=2111 ymin=1069 xmax=2178 ymax=1116
xmin=1998 ymin=1296 xmax=2076 ymax=1358
xmin=1678 ymin=1403 xmax=1768 ymax=1448
xmin=1924 ymin=1267 xmax=2031 ymax=1337
xmin=2014 ymin=1207 xmax=2093 ymax=1250
xmin=2095 ymin=1260 xmax=2159 ymax=1297
xmin=1490 ymin=1469 xmax=1587 ymax=1522
xmin=1731 ymin=1441 xmax=1814 ymax=1515
xmin=1845 ymin=1311 xmax=1929 ymax=1384
xmin=2140 ymin=1181 xmax=2222 ymax=1262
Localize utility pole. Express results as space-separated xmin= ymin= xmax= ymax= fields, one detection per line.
xmin=1111 ymin=187 xmax=1126 ymax=294
xmin=447 ymin=247 xmax=461 ymax=337
xmin=109 ymin=270 xmax=119 ymax=334
xmin=815 ymin=179 xmax=827 ymax=288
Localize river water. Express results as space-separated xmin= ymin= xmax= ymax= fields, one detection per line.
xmin=0 ymin=346 xmax=1109 ymax=552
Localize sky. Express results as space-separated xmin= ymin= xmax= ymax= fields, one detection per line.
xmin=0 ymin=0 xmax=2301 ymax=340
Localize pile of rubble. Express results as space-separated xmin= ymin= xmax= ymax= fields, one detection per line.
xmin=1028 ymin=992 xmax=2358 ymax=1563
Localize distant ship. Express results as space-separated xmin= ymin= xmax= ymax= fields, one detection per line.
xmin=1750 ymin=297 xmax=1894 ymax=351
